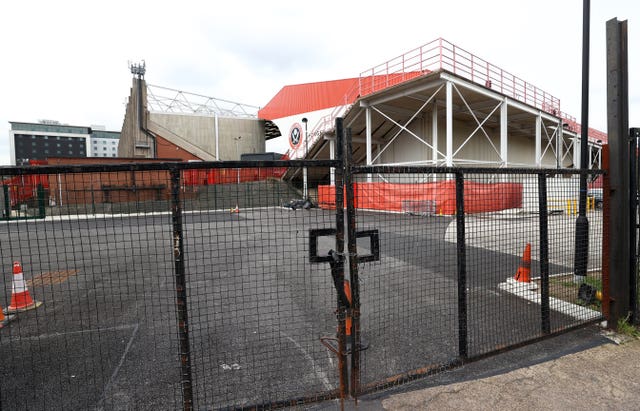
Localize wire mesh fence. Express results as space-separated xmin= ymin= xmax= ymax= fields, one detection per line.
xmin=0 ymin=162 xmax=343 ymax=410
xmin=0 ymin=161 xmax=606 ymax=409
xmin=346 ymin=167 xmax=605 ymax=395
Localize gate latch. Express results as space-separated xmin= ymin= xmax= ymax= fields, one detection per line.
xmin=309 ymin=228 xmax=379 ymax=355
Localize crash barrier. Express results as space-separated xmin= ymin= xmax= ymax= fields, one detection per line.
xmin=0 ymin=161 xmax=606 ymax=410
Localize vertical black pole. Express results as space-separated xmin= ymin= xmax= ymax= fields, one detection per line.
xmin=170 ymin=168 xmax=194 ymax=410
xmin=37 ymin=184 xmax=46 ymax=219
xmin=344 ymin=126 xmax=361 ymax=400
xmin=607 ymin=18 xmax=630 ymax=327
xmin=3 ymin=185 xmax=10 ymax=220
xmin=455 ymin=172 xmax=468 ymax=359
xmin=629 ymin=128 xmax=639 ymax=322
xmin=574 ymin=0 xmax=590 ymax=281
xmin=538 ymin=175 xmax=551 ymax=334
xmin=334 ymin=118 xmax=349 ymax=403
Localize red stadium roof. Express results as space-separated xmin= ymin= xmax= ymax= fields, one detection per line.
xmin=258 ymin=78 xmax=359 ymax=120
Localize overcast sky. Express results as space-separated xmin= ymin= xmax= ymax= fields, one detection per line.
xmin=0 ymin=0 xmax=637 ymax=165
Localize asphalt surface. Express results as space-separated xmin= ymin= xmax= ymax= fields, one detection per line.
xmin=0 ymin=207 xmax=603 ymax=410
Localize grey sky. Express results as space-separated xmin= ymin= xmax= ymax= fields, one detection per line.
xmin=0 ymin=0 xmax=638 ymax=165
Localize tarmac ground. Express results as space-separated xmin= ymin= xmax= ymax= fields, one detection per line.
xmin=0 ymin=207 xmax=606 ymax=410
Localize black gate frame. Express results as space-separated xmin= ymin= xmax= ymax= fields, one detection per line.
xmin=0 ymin=117 xmax=609 ymax=409
xmin=337 ymin=121 xmax=606 ymax=400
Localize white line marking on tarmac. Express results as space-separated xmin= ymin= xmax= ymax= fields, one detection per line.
xmin=0 ymin=206 xmax=285 ymax=224
xmin=0 ymin=323 xmax=139 ymax=344
xmin=498 ymin=279 xmax=601 ymax=321
xmin=282 ymin=332 xmax=333 ymax=391
xmin=96 ymin=323 xmax=140 ymax=410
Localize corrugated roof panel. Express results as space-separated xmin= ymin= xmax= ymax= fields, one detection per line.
xmin=258 ymin=78 xmax=359 ymax=120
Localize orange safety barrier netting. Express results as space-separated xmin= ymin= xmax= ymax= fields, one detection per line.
xmin=318 ymin=181 xmax=523 ymax=215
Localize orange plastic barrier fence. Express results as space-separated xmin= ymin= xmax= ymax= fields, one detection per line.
xmin=318 ymin=181 xmax=523 ymax=215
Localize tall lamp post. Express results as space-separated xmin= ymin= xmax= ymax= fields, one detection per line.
xmin=302 ymin=118 xmax=309 ymax=199
xmin=574 ymin=0 xmax=590 ymax=282
xmin=234 ymin=136 xmax=242 ymax=184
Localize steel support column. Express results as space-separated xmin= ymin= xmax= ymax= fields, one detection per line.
xmin=330 ymin=138 xmax=336 ymax=185
xmin=446 ymin=81 xmax=453 ymax=167
xmin=366 ymin=106 xmax=372 ymax=182
xmin=500 ymin=98 xmax=508 ymax=168
xmin=557 ymin=119 xmax=563 ymax=168
xmin=535 ymin=113 xmax=542 ymax=167
xmin=432 ymin=103 xmax=438 ymax=180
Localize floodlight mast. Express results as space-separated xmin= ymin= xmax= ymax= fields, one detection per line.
xmin=129 ymin=60 xmax=146 ymax=79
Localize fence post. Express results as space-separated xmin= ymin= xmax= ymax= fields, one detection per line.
xmin=455 ymin=172 xmax=468 ymax=359
xmin=630 ymin=128 xmax=639 ymax=322
xmin=37 ymin=184 xmax=46 ymax=218
xmin=3 ymin=184 xmax=10 ymax=219
xmin=334 ymin=117 xmax=349 ymax=402
xmin=170 ymin=168 xmax=194 ymax=410
xmin=607 ymin=18 xmax=631 ymax=326
xmin=538 ymin=174 xmax=551 ymax=334
xmin=344 ymin=124 xmax=362 ymax=399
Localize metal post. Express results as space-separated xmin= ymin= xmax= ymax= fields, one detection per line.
xmin=3 ymin=185 xmax=10 ymax=219
xmin=500 ymin=98 xmax=508 ymax=169
xmin=334 ymin=117 xmax=348 ymax=404
xmin=170 ymin=168 xmax=194 ymax=410
xmin=365 ymin=107 xmax=372 ymax=183
xmin=607 ymin=17 xmax=630 ymax=326
xmin=344 ymin=125 xmax=361 ymax=399
xmin=535 ymin=114 xmax=542 ymax=167
xmin=630 ymin=128 xmax=639 ymax=322
xmin=37 ymin=184 xmax=46 ymax=219
xmin=455 ymin=172 xmax=468 ymax=359
xmin=602 ymin=145 xmax=611 ymax=320
xmin=446 ymin=81 xmax=453 ymax=167
xmin=432 ymin=103 xmax=438 ymax=171
xmin=574 ymin=0 xmax=590 ymax=282
xmin=234 ymin=136 xmax=241 ymax=184
xmin=538 ymin=174 xmax=551 ymax=334
xmin=302 ymin=118 xmax=309 ymax=199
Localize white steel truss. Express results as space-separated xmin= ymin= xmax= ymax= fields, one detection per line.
xmin=346 ymin=72 xmax=602 ymax=171
xmin=146 ymin=84 xmax=259 ymax=118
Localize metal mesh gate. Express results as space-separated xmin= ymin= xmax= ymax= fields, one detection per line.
xmin=344 ymin=166 xmax=605 ymax=397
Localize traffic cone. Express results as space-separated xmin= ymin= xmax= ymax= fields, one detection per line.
xmin=0 ymin=302 xmax=16 ymax=328
xmin=5 ymin=261 xmax=42 ymax=314
xmin=514 ymin=243 xmax=532 ymax=283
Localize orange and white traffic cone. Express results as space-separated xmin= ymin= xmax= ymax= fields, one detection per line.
xmin=514 ymin=243 xmax=532 ymax=283
xmin=4 ymin=261 xmax=42 ymax=314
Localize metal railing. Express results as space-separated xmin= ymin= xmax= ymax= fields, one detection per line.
xmin=358 ymin=38 xmax=561 ymax=116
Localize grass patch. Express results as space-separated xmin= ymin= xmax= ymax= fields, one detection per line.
xmin=617 ymin=315 xmax=640 ymax=338
xmin=535 ymin=272 xmax=602 ymax=310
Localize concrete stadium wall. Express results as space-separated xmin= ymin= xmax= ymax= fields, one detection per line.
xmin=119 ymin=78 xmax=155 ymax=158
xmin=148 ymin=113 xmax=265 ymax=160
